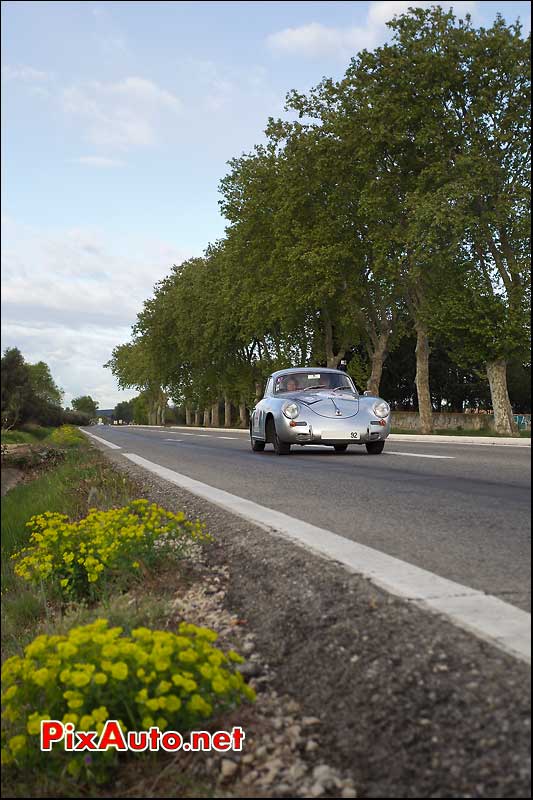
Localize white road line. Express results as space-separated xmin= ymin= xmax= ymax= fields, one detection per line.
xmin=180 ymin=433 xmax=196 ymax=436
xmin=197 ymin=434 xmax=212 ymax=437
xmin=389 ymin=452 xmax=455 ymax=460
xmin=123 ymin=452 xmax=530 ymax=664
xmin=165 ymin=438 xmax=182 ymax=442
xmin=218 ymin=436 xmax=239 ymax=440
xmin=80 ymin=429 xmax=121 ymax=450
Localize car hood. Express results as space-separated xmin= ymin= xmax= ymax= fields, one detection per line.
xmin=284 ymin=390 xmax=359 ymax=419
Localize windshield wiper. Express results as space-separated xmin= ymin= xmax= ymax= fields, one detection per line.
xmin=331 ymin=386 xmax=355 ymax=393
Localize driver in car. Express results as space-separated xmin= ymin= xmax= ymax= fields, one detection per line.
xmin=285 ymin=377 xmax=299 ymax=391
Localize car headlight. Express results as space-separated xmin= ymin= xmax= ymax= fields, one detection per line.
xmin=282 ymin=402 xmax=300 ymax=419
xmin=373 ymin=400 xmax=390 ymax=418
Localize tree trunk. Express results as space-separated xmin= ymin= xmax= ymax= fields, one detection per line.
xmin=324 ymin=312 xmax=337 ymax=369
xmin=366 ymin=331 xmax=389 ymax=396
xmin=203 ymin=408 xmax=210 ymax=427
xmin=486 ymin=360 xmax=518 ymax=435
xmin=322 ymin=307 xmax=346 ymax=368
xmin=239 ymin=402 xmax=248 ymax=428
xmin=160 ymin=405 xmax=166 ymax=426
xmin=224 ymin=396 xmax=232 ymax=427
xmin=194 ymin=410 xmax=201 ymax=426
xmin=185 ymin=406 xmax=192 ymax=426
xmin=255 ymin=382 xmax=263 ymax=401
xmin=211 ymin=400 xmax=220 ymax=427
xmin=415 ymin=325 xmax=433 ymax=434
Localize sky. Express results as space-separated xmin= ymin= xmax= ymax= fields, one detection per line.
xmin=2 ymin=0 xmax=531 ymax=408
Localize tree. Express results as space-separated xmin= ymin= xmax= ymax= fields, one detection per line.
xmin=114 ymin=400 xmax=134 ymax=423
xmin=1 ymin=348 xmax=33 ymax=429
xmin=105 ymin=341 xmax=168 ymax=425
xmin=1 ymin=349 xmax=66 ymax=428
xmin=27 ymin=361 xmax=64 ymax=406
xmin=71 ymin=395 xmax=99 ymax=417
xmin=339 ymin=8 xmax=529 ymax=432
xmin=419 ymin=13 xmax=530 ymax=433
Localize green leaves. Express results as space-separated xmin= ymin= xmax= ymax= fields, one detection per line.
xmin=105 ymin=7 xmax=529 ymax=418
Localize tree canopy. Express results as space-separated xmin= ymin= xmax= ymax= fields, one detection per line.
xmin=105 ymin=8 xmax=530 ymax=434
xmin=1 ymin=348 xmax=66 ymax=429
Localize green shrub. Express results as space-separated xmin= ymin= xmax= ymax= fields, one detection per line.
xmin=1 ymin=619 xmax=254 ymax=782
xmin=12 ymin=501 xmax=210 ymax=602
xmin=48 ymin=426 xmax=86 ymax=447
xmin=62 ymin=409 xmax=92 ymax=426
xmin=19 ymin=424 xmax=53 ymax=440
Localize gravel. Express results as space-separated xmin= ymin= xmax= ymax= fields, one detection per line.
xmin=102 ymin=447 xmax=531 ymax=798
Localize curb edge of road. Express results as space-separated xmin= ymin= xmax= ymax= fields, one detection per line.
xmin=126 ymin=425 xmax=531 ymax=447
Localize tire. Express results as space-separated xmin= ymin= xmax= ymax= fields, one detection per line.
xmin=250 ymin=434 xmax=265 ymax=452
xmin=334 ymin=444 xmax=348 ymax=453
xmin=366 ymin=440 xmax=385 ymax=455
xmin=267 ymin=417 xmax=291 ymax=455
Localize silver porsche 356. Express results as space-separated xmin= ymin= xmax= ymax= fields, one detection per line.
xmin=250 ymin=368 xmax=390 ymax=455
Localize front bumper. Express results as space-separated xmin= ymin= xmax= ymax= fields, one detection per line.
xmin=277 ymin=413 xmax=391 ymax=445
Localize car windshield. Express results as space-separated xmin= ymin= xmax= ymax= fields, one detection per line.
xmin=273 ymin=371 xmax=356 ymax=394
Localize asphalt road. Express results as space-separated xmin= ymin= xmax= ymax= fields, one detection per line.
xmin=88 ymin=425 xmax=531 ymax=612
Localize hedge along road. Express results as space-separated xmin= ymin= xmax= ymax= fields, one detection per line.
xmin=81 ymin=426 xmax=531 ymax=660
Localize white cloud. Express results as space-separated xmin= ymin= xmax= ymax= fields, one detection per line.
xmin=267 ymin=22 xmax=375 ymax=59
xmin=267 ymin=1 xmax=478 ymax=60
xmin=1 ymin=65 xmax=51 ymax=82
xmin=1 ymin=320 xmax=136 ymax=409
xmin=1 ymin=217 xmax=195 ymax=407
xmin=62 ymin=77 xmax=182 ymax=150
xmin=72 ymin=156 xmax=126 ymax=168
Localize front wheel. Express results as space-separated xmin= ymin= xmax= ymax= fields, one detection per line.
xmin=366 ymin=440 xmax=385 ymax=455
xmin=251 ymin=436 xmax=265 ymax=452
xmin=334 ymin=444 xmax=348 ymax=453
xmin=267 ymin=417 xmax=291 ymax=455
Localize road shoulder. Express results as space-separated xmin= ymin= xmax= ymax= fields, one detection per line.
xmin=99 ymin=444 xmax=531 ymax=798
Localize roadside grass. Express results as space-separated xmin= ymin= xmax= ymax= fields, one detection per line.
xmin=1 ymin=586 xmax=172 ymax=663
xmin=1 ymin=443 xmax=136 ymax=560
xmin=391 ymin=427 xmax=531 ymax=437
xmin=1 ymin=426 xmax=54 ymax=444
xmin=1 ymin=439 xmax=141 ymax=656
xmin=1 ymin=438 xmax=251 ymax=800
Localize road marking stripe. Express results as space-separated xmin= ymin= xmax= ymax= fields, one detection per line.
xmin=80 ymin=429 xmax=121 ymax=449
xmin=180 ymin=433 xmax=196 ymax=436
xmin=197 ymin=434 xmax=212 ymax=437
xmin=389 ymin=452 xmax=455 ymax=460
xmin=164 ymin=438 xmax=182 ymax=442
xmin=218 ymin=436 xmax=239 ymax=440
xmin=123 ymin=452 xmax=530 ymax=664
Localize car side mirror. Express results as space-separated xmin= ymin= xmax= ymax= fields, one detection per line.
xmin=363 ymin=391 xmax=372 ymax=396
